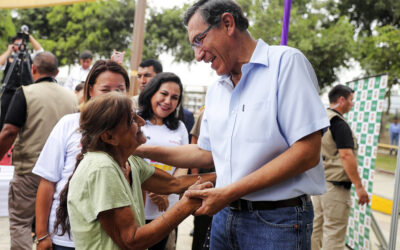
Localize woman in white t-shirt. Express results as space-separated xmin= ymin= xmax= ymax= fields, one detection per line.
xmin=138 ymin=72 xmax=188 ymax=250
xmin=32 ymin=60 xmax=130 ymax=250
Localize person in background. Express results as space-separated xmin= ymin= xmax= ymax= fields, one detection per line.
xmin=190 ymin=107 xmax=214 ymax=250
xmin=138 ymin=72 xmax=189 ymax=250
xmin=64 ymin=50 xmax=93 ymax=91
xmin=33 ymin=60 xmax=129 ymax=250
xmin=74 ymin=82 xmax=85 ymax=105
xmin=0 ymin=52 xmax=77 ymax=250
xmin=389 ymin=116 xmax=400 ymax=155
xmin=183 ymin=108 xmax=195 ymax=142
xmin=133 ymin=59 xmax=163 ymax=108
xmin=0 ymin=32 xmax=43 ymax=129
xmin=312 ymin=84 xmax=369 ymax=250
xmin=55 ymin=92 xmax=216 ymax=250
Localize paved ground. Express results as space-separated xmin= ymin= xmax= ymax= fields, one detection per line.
xmin=0 ymin=170 xmax=399 ymax=250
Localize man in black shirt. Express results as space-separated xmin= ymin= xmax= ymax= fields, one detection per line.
xmin=0 ymin=33 xmax=43 ymax=129
xmin=311 ymin=85 xmax=369 ymax=250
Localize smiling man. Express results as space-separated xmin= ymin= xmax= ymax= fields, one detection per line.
xmin=135 ymin=1 xmax=329 ymax=249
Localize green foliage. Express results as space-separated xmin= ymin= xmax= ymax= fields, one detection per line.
xmin=0 ymin=10 xmax=16 ymax=52
xmin=336 ymin=0 xmax=400 ymax=34
xmin=332 ymin=0 xmax=400 ymax=111
xmin=0 ymin=10 xmax=15 ymax=81
xmin=238 ymin=0 xmax=355 ymax=90
xmin=13 ymin=0 xmax=135 ymax=66
xmin=143 ymin=5 xmax=193 ymax=63
xmin=357 ymin=25 xmax=400 ymax=111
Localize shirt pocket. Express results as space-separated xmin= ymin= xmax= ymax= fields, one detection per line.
xmin=237 ymin=100 xmax=272 ymax=142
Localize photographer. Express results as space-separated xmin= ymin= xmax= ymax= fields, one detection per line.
xmin=0 ymin=31 xmax=43 ymax=129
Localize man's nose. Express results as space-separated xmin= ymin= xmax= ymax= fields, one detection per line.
xmin=194 ymin=47 xmax=205 ymax=62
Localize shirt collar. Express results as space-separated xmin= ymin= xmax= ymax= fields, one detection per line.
xmin=217 ymin=39 xmax=270 ymax=87
xmin=248 ymin=39 xmax=269 ymax=67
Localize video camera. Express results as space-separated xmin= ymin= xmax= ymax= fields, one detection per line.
xmin=14 ymin=25 xmax=30 ymax=51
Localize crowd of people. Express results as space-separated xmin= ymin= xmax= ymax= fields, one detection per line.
xmin=0 ymin=0 xmax=372 ymax=250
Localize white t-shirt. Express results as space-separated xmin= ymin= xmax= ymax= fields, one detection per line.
xmin=32 ymin=113 xmax=81 ymax=247
xmin=142 ymin=120 xmax=188 ymax=220
xmin=64 ymin=65 xmax=91 ymax=91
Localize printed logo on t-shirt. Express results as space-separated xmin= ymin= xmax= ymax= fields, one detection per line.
xmin=169 ymin=139 xmax=181 ymax=145
xmin=149 ymin=160 xmax=173 ymax=172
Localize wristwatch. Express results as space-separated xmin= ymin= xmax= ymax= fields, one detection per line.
xmin=34 ymin=233 xmax=49 ymax=245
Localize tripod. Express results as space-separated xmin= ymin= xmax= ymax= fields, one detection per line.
xmin=0 ymin=49 xmax=33 ymax=129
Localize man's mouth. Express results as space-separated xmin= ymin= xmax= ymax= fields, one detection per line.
xmin=205 ymin=56 xmax=216 ymax=63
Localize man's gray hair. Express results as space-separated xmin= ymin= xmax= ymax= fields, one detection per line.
xmin=183 ymin=0 xmax=249 ymax=31
xmin=33 ymin=52 xmax=58 ymax=76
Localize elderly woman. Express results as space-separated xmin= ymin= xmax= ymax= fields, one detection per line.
xmin=33 ymin=60 xmax=131 ymax=250
xmin=55 ymin=93 xmax=215 ymax=250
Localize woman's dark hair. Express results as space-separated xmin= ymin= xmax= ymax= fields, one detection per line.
xmin=138 ymin=72 xmax=183 ymax=130
xmin=183 ymin=0 xmax=249 ymax=31
xmin=54 ymin=92 xmax=134 ymax=237
xmin=83 ymin=60 xmax=130 ymax=102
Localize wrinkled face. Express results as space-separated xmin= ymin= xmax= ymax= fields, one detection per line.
xmin=89 ymin=71 xmax=127 ymax=98
xmin=80 ymin=58 xmax=92 ymax=70
xmin=137 ymin=66 xmax=157 ymax=92
xmin=112 ymin=112 xmax=146 ymax=153
xmin=12 ymin=39 xmax=23 ymax=53
xmin=187 ymin=12 xmax=233 ymax=76
xmin=150 ymin=81 xmax=181 ymax=122
xmin=342 ymin=93 xmax=354 ymax=114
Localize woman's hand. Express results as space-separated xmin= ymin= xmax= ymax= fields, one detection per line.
xmin=148 ymin=192 xmax=169 ymax=212
xmin=36 ymin=236 xmax=52 ymax=250
xmin=182 ymin=177 xmax=214 ymax=213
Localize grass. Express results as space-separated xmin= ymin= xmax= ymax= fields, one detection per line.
xmin=375 ymin=153 xmax=397 ymax=173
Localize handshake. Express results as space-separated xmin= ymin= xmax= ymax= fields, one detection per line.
xmin=183 ymin=176 xmax=227 ymax=217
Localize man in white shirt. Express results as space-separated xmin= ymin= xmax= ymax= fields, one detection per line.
xmin=64 ymin=50 xmax=92 ymax=91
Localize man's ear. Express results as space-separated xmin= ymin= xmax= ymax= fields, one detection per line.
xmin=31 ymin=64 xmax=37 ymax=75
xmin=100 ymin=130 xmax=119 ymax=146
xmin=221 ymin=12 xmax=236 ymax=36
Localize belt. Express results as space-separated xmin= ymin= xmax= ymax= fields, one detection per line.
xmin=329 ymin=181 xmax=352 ymax=190
xmin=229 ymin=195 xmax=310 ymax=211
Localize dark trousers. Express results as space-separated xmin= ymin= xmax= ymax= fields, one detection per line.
xmin=146 ymin=219 xmax=169 ymax=250
xmin=192 ymin=215 xmax=212 ymax=250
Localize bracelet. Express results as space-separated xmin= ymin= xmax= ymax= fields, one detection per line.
xmin=161 ymin=214 xmax=173 ymax=231
xmin=34 ymin=233 xmax=49 ymax=245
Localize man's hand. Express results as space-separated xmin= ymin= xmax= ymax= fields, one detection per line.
xmin=36 ymin=236 xmax=52 ymax=250
xmin=355 ymin=185 xmax=370 ymax=205
xmin=185 ymin=186 xmax=229 ymax=216
xmin=148 ymin=193 xmax=169 ymax=212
